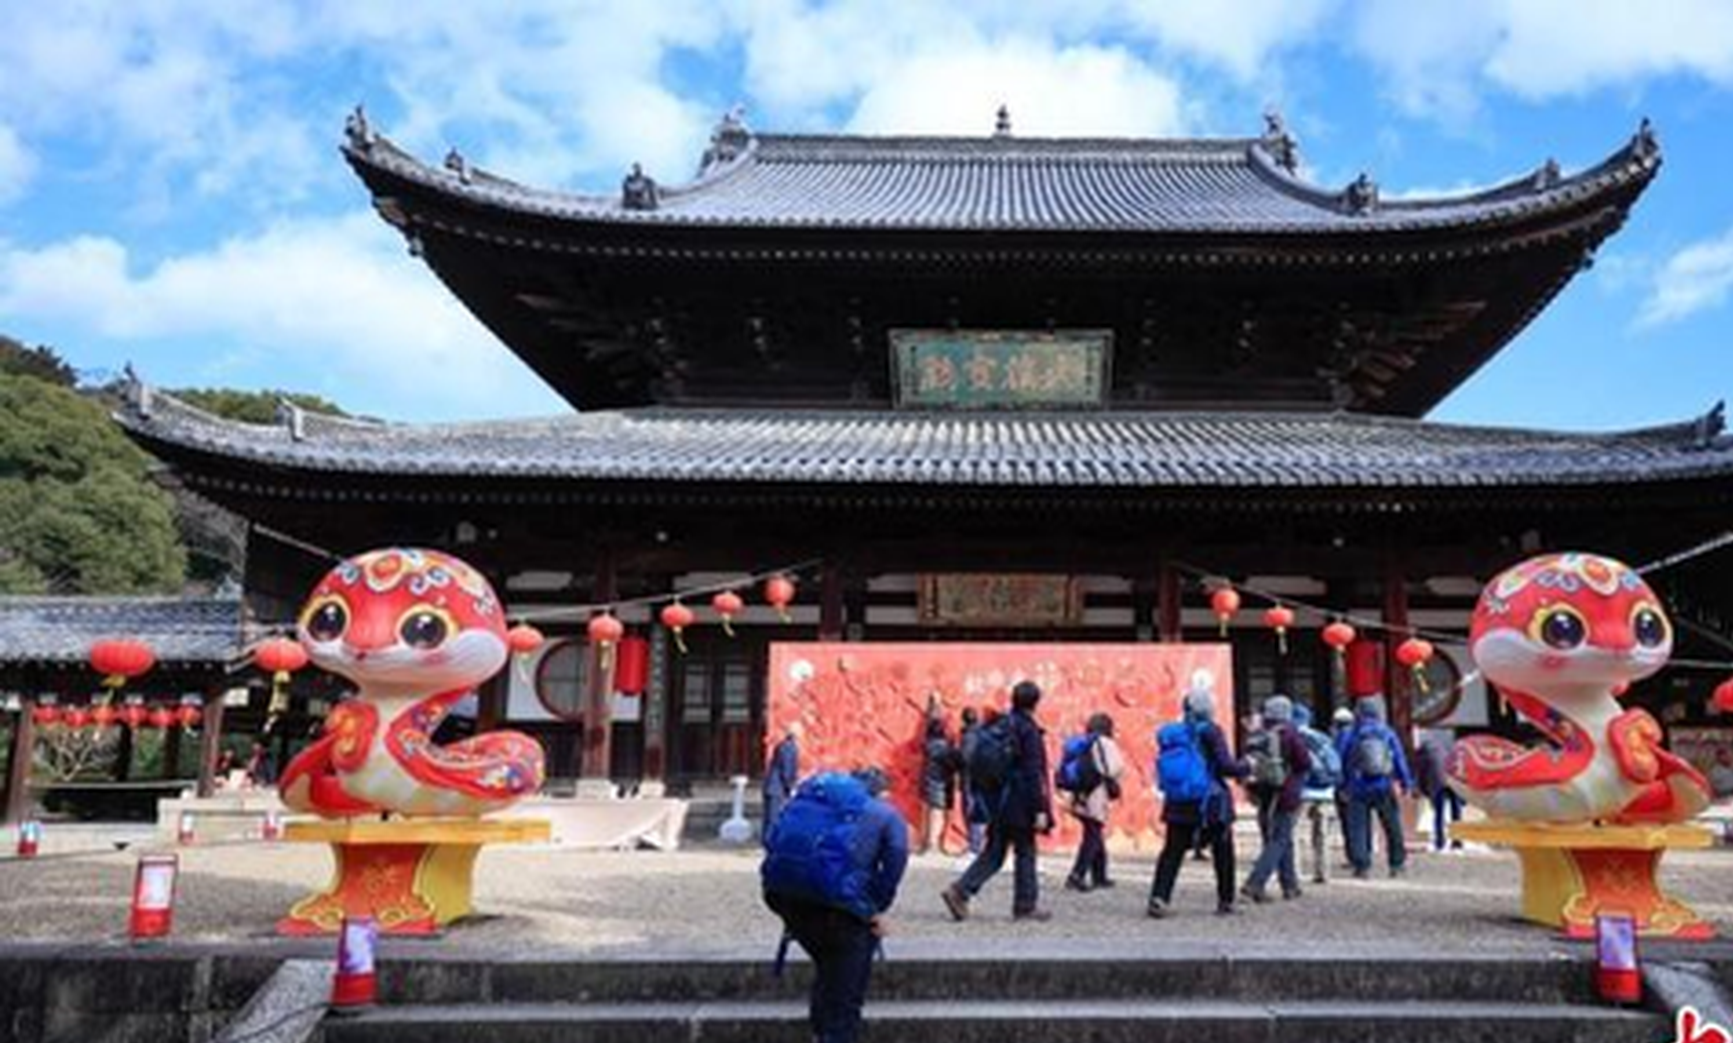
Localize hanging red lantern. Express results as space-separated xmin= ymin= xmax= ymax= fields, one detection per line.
xmin=764 ymin=575 xmax=796 ymax=623
xmin=1713 ymin=677 xmax=1733 ymax=714
xmin=1322 ymin=621 xmax=1357 ymax=660
xmin=1264 ymin=605 xmax=1296 ymax=655
xmin=1209 ymin=587 xmax=1241 ymax=637
xmin=91 ymin=704 xmax=118 ymax=729
xmin=146 ymin=706 xmax=175 ymax=730
xmin=507 ymin=624 xmax=544 ymax=656
xmin=89 ymin=638 xmax=156 ymax=692
xmin=254 ymin=637 xmax=309 ymax=720
xmin=614 ymin=635 xmax=650 ymax=695
xmin=175 ymin=704 xmax=203 ymax=729
xmin=712 ymin=590 xmax=744 ymax=637
xmin=120 ymin=703 xmax=149 ymax=730
xmin=587 ymin=612 xmax=624 ymax=673
xmin=661 ymin=601 xmax=696 ymax=654
xmin=62 ymin=707 xmax=91 ymax=729
xmin=1395 ymin=637 xmax=1436 ymax=693
xmin=30 ymin=704 xmax=60 ymax=727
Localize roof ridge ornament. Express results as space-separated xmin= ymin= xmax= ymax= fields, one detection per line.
xmin=699 ymin=105 xmax=752 ymax=174
xmin=275 ymin=399 xmax=307 ymax=442
xmin=1344 ymin=172 xmax=1380 ymax=215
xmin=1261 ymin=109 xmax=1299 ymax=173
xmin=443 ymin=147 xmax=472 ymax=185
xmin=995 ymin=104 xmax=1012 ymax=138
xmin=121 ymin=364 xmax=153 ymax=419
xmin=621 ymin=163 xmax=660 ymax=211
xmin=1695 ymin=401 xmax=1726 ymax=449
xmin=1533 ymin=158 xmax=1561 ymax=191
xmin=343 ymin=105 xmax=375 ymax=153
xmin=1631 ymin=117 xmax=1660 ymax=163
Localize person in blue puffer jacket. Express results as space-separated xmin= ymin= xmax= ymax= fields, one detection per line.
xmin=1336 ymin=697 xmax=1414 ymax=879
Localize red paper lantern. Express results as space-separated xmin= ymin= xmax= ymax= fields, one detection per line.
xmin=30 ymin=704 xmax=59 ymax=727
xmin=764 ymin=575 xmax=796 ymax=623
xmin=506 ymin=624 xmax=544 ymax=655
xmin=1322 ymin=621 xmax=1357 ymax=659
xmin=587 ymin=612 xmax=624 ymax=673
xmin=91 ymin=704 xmax=118 ymax=729
xmin=1395 ymin=637 xmax=1436 ymax=693
xmin=121 ymin=703 xmax=148 ymax=729
xmin=146 ymin=706 xmax=175 ymax=730
xmin=1209 ymin=587 xmax=1241 ymax=637
xmin=712 ymin=590 xmax=744 ymax=637
xmin=1264 ymin=605 xmax=1296 ymax=654
xmin=1713 ymin=678 xmax=1733 ymax=714
xmin=89 ymin=638 xmax=156 ymax=690
xmin=254 ymin=637 xmax=308 ymax=679
xmin=175 ymin=704 xmax=203 ymax=729
xmin=661 ymin=601 xmax=695 ymax=655
xmin=614 ymin=635 xmax=650 ymax=695
xmin=62 ymin=707 xmax=91 ymax=729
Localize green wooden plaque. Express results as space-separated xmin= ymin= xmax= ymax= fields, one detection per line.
xmin=890 ymin=330 xmax=1111 ymax=409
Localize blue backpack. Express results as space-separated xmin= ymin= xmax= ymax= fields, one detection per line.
xmin=761 ymin=772 xmax=874 ymax=920
xmin=1299 ymin=725 xmax=1342 ymax=790
xmin=1156 ymin=721 xmax=1213 ymax=804
xmin=1055 ymin=734 xmax=1102 ymax=793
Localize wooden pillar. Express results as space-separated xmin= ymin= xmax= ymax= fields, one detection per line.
xmin=1156 ymin=558 xmax=1183 ymax=643
xmin=819 ymin=563 xmax=845 ymax=641
xmin=581 ymin=550 xmax=618 ymax=781
xmin=112 ymin=725 xmax=134 ymax=782
xmin=1382 ymin=556 xmax=1414 ymax=750
xmin=164 ymin=726 xmax=185 ymax=780
xmin=3 ymin=704 xmax=34 ymax=824
xmin=196 ymin=692 xmax=226 ymax=799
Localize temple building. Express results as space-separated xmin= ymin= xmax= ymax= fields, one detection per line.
xmin=112 ymin=109 xmax=1733 ymax=790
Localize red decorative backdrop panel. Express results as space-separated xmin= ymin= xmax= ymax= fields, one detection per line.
xmin=767 ymin=642 xmax=1233 ymax=852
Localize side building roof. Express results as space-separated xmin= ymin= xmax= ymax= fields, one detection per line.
xmin=0 ymin=596 xmax=245 ymax=668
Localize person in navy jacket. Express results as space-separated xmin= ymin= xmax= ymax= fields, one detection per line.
xmin=941 ymin=680 xmax=1054 ymax=921
xmin=763 ymin=722 xmax=802 ymax=840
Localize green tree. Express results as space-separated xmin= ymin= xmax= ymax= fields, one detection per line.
xmin=0 ymin=371 xmax=185 ymax=594
xmin=0 ymin=335 xmax=76 ymax=387
xmin=171 ymin=387 xmax=346 ymax=424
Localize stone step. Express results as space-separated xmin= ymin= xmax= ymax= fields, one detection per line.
xmin=321 ymin=998 xmax=1662 ymax=1043
xmin=378 ymin=954 xmax=1599 ymax=1007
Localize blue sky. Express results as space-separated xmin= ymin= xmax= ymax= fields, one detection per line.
xmin=1 ymin=1 xmax=1731 ymax=428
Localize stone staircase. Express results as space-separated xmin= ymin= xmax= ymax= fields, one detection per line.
xmin=316 ymin=948 xmax=1667 ymax=1043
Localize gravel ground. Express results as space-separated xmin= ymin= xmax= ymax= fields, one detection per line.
xmin=1 ymin=836 xmax=1728 ymax=957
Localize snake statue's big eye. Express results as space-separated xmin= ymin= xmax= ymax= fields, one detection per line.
xmin=1531 ymin=605 xmax=1587 ymax=651
xmin=1631 ymin=604 xmax=1670 ymax=649
xmin=303 ymin=597 xmax=349 ymax=642
xmin=399 ymin=608 xmax=451 ymax=650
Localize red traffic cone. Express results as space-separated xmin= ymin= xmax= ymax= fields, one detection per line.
xmin=129 ymin=854 xmax=178 ymax=941
xmin=332 ymin=916 xmax=379 ymax=1011
xmin=16 ymin=819 xmax=41 ymax=858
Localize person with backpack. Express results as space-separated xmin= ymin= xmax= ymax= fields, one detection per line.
xmin=762 ymin=767 xmax=910 ymax=1043
xmin=1148 ymin=682 xmax=1247 ymax=917
xmin=1291 ymin=704 xmax=1342 ymax=885
xmin=1060 ymin=712 xmax=1126 ymax=893
xmin=1240 ymin=694 xmax=1311 ymax=903
xmin=919 ymin=715 xmax=959 ymax=855
xmin=957 ymin=707 xmax=986 ymax=855
xmin=942 ymin=681 xmax=1054 ymax=922
xmin=1337 ymin=696 xmax=1414 ymax=879
xmin=763 ymin=722 xmax=803 ymax=844
xmin=1415 ymin=729 xmax=1462 ymax=853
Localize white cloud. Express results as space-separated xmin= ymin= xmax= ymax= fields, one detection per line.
xmin=0 ymin=213 xmax=565 ymax=419
xmin=847 ymin=38 xmax=1190 ymax=138
xmin=1638 ymin=226 xmax=1733 ymax=327
xmin=1352 ymin=0 xmax=1733 ymax=120
xmin=1108 ymin=0 xmax=1337 ymax=81
xmin=0 ymin=124 xmax=35 ymax=205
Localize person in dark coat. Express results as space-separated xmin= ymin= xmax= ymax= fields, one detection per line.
xmin=957 ymin=707 xmax=986 ymax=854
xmin=919 ymin=716 xmax=958 ymax=854
xmin=941 ymin=681 xmax=1053 ymax=921
xmin=769 ymin=767 xmax=909 ymax=1043
xmin=763 ymin=722 xmax=802 ymax=841
xmin=1149 ymin=683 xmax=1247 ymax=917
xmin=1416 ymin=730 xmax=1462 ymax=852
xmin=1241 ymin=694 xmax=1312 ymax=902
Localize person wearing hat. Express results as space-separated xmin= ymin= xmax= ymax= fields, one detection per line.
xmin=1241 ymin=694 xmax=1311 ymax=903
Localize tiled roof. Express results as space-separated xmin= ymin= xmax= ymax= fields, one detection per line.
xmin=344 ymin=119 xmax=1660 ymax=235
xmin=116 ymin=387 xmax=1733 ymax=492
xmin=0 ymin=596 xmax=245 ymax=666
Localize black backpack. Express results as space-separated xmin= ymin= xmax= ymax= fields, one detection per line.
xmin=965 ymin=716 xmax=1018 ymax=792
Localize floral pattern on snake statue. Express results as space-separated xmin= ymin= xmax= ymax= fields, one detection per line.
xmin=279 ymin=548 xmax=546 ymax=818
xmin=1448 ymin=552 xmax=1711 ymax=824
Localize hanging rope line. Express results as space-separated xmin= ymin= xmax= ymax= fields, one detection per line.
xmin=1638 ymin=529 xmax=1733 ymax=575
xmin=1170 ymin=560 xmax=1471 ymax=647
xmin=507 ymin=559 xmax=826 ymax=625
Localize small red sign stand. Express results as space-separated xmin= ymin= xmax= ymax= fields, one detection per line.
xmin=176 ymin=811 xmax=197 ymax=846
xmin=1595 ymin=913 xmax=1642 ymax=1005
xmin=331 ymin=916 xmax=379 ymax=1011
xmin=16 ymin=820 xmax=41 ymax=859
xmin=129 ymin=854 xmax=179 ymax=941
xmin=261 ymin=811 xmax=283 ymax=843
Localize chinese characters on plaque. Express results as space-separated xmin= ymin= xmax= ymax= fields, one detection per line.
xmin=891 ymin=330 xmax=1111 ymax=409
xmin=918 ymin=574 xmax=1085 ymax=628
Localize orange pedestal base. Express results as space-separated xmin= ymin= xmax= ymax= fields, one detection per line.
xmin=1455 ymin=820 xmax=1714 ymax=940
xmin=277 ymin=818 xmax=550 ymax=936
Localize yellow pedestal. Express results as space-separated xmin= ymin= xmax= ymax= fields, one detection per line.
xmin=277 ymin=818 xmax=550 ymax=936
xmin=1455 ymin=820 xmax=1714 ymax=940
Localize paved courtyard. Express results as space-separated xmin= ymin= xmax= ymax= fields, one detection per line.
xmin=1 ymin=834 xmax=1728 ymax=957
